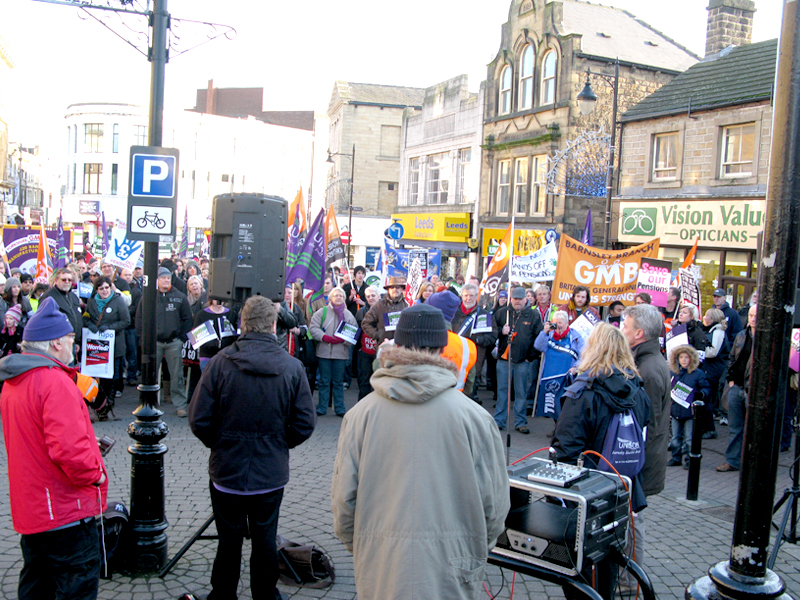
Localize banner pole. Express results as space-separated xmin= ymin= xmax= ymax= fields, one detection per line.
xmin=505 ymin=214 xmax=516 ymax=465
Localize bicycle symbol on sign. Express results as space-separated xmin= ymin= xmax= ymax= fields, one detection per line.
xmin=621 ymin=209 xmax=655 ymax=235
xmin=137 ymin=211 xmax=167 ymax=230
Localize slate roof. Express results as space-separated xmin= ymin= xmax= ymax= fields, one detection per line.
xmin=559 ymin=1 xmax=699 ymax=72
xmin=333 ymin=81 xmax=426 ymax=108
xmin=621 ymin=39 xmax=777 ymax=122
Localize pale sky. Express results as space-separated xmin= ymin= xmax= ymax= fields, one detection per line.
xmin=3 ymin=0 xmax=784 ymax=158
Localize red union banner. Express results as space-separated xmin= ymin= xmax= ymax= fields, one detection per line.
xmin=551 ymin=235 xmax=660 ymax=307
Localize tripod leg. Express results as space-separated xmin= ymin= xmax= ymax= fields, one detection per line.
xmin=767 ymin=497 xmax=794 ymax=569
xmin=159 ymin=514 xmax=216 ymax=578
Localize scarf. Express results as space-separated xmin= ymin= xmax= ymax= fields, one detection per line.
xmin=332 ymin=302 xmax=346 ymax=324
xmin=96 ymin=294 xmax=112 ymax=314
xmin=552 ymin=327 xmax=570 ymax=342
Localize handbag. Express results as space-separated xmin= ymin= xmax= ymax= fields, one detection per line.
xmin=276 ymin=535 xmax=335 ymax=588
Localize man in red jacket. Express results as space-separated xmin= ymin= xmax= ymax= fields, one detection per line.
xmin=0 ymin=297 xmax=108 ymax=600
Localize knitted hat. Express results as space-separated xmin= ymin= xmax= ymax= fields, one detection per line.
xmin=498 ymin=290 xmax=508 ymax=298
xmin=19 ymin=273 xmax=33 ymax=284
xmin=426 ymin=290 xmax=461 ymax=323
xmin=158 ymin=267 xmax=171 ymax=279
xmin=5 ymin=277 xmax=20 ymax=290
xmin=394 ymin=303 xmax=448 ymax=350
xmin=22 ymin=297 xmax=74 ymax=341
xmin=5 ymin=305 xmax=23 ymax=325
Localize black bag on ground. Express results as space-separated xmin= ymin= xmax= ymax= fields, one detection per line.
xmin=276 ymin=535 xmax=335 ymax=588
xmin=99 ymin=501 xmax=130 ymax=579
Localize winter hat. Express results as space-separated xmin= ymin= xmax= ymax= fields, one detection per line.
xmin=5 ymin=277 xmax=20 ymax=290
xmin=22 ymin=297 xmax=74 ymax=341
xmin=426 ymin=291 xmax=461 ymax=323
xmin=5 ymin=305 xmax=23 ymax=325
xmin=498 ymin=290 xmax=508 ymax=299
xmin=158 ymin=267 xmax=171 ymax=279
xmin=394 ymin=303 xmax=448 ymax=350
xmin=510 ymin=286 xmax=527 ymax=299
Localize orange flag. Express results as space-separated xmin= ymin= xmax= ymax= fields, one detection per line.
xmin=324 ymin=205 xmax=345 ymax=274
xmin=681 ymin=236 xmax=699 ymax=270
xmin=479 ymin=223 xmax=513 ymax=296
xmin=35 ymin=222 xmax=53 ymax=282
xmin=288 ymin=188 xmax=307 ymax=236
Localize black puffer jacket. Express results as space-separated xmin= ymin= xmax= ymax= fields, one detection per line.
xmin=188 ymin=332 xmax=316 ymax=491
xmin=40 ymin=286 xmax=83 ymax=344
xmin=135 ymin=286 xmax=192 ymax=343
xmin=492 ymin=305 xmax=542 ymax=363
xmin=552 ymin=367 xmax=651 ymax=511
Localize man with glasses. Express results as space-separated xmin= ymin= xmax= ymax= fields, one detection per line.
xmin=451 ymin=283 xmax=496 ymax=402
xmin=40 ymin=268 xmax=82 ymax=360
xmin=362 ymin=276 xmax=409 ymax=344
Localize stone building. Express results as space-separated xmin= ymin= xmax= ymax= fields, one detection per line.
xmin=614 ymin=0 xmax=768 ymax=313
xmin=479 ymin=0 xmax=697 ymax=272
xmin=0 ymin=34 xmax=15 ymax=220
xmin=393 ymin=75 xmax=485 ymax=279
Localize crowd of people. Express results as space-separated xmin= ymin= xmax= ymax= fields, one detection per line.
xmin=1 ymin=248 xmax=797 ymax=600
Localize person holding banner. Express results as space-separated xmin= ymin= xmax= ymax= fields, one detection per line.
xmin=83 ymin=276 xmax=130 ymax=418
xmin=533 ymin=311 xmax=584 ymax=422
xmin=558 ymin=286 xmax=599 ymax=325
xmin=193 ymin=299 xmax=238 ymax=372
xmin=361 ymin=276 xmax=408 ymax=345
xmin=309 ymin=287 xmax=358 ymax=417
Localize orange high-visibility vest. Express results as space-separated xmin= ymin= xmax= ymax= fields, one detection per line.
xmin=442 ymin=331 xmax=477 ymax=392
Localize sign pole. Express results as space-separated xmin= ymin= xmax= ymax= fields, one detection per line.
xmin=127 ymin=0 xmax=170 ymax=573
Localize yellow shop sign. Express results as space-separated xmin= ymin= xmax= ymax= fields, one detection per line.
xmin=482 ymin=228 xmax=548 ymax=256
xmin=390 ymin=213 xmax=471 ymax=242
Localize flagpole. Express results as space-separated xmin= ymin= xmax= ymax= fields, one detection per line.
xmin=506 ymin=214 xmax=516 ymax=466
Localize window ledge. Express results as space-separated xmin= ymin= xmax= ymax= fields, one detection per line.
xmin=710 ymin=176 xmax=757 ymax=187
xmin=377 ymin=156 xmax=400 ymax=162
xmin=644 ymin=180 xmax=681 ymax=189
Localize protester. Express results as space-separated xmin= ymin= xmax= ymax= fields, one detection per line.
xmin=361 ymin=276 xmax=408 ymax=344
xmin=717 ymin=304 xmax=757 ymax=472
xmin=415 ymin=281 xmax=435 ymax=304
xmin=100 ymin=260 xmax=131 ymax=305
xmin=533 ymin=284 xmax=556 ymax=323
xmin=451 ymin=283 xmax=496 ymax=401
xmin=619 ymin=303 xmax=671 ymax=588
xmin=427 ymin=291 xmax=478 ymax=395
xmin=159 ymin=259 xmax=187 ymax=294
xmin=193 ymin=299 xmax=238 ymax=371
xmin=700 ymin=308 xmax=730 ymax=437
xmin=186 ymin=275 xmax=207 ymax=318
xmin=676 ymin=305 xmax=709 ymax=357
xmin=189 ymin=296 xmax=315 ymax=600
xmin=136 ymin=267 xmax=192 ymax=416
xmin=306 ymin=276 xmax=332 ymax=323
xmin=668 ymin=345 xmax=710 ymax=468
xmin=634 ymin=292 xmax=652 ymax=305
xmin=486 ymin=290 xmax=509 ymax=404
xmin=28 ymin=283 xmax=48 ymax=312
xmin=331 ymin=303 xmax=509 ymax=600
xmin=1 ymin=276 xmax=32 ymax=326
xmin=184 ymin=275 xmax=208 ymax=400
xmin=84 ymin=275 xmax=130 ymax=416
xmin=309 ymin=287 xmax=357 ymax=416
xmin=738 ymin=290 xmax=757 ymax=329
xmin=0 ymin=297 xmax=108 ymax=599
xmin=40 ymin=267 xmax=82 ymax=357
xmin=0 ymin=305 xmax=24 ymax=356
xmin=19 ymin=273 xmax=34 ymax=299
xmin=342 ymin=266 xmax=367 ymax=316
xmin=493 ymin=286 xmax=542 ymax=433
xmin=558 ymin=285 xmax=600 ymax=324
xmin=712 ymin=288 xmax=744 ymax=344
xmin=355 ymin=285 xmax=379 ymax=399
xmin=552 ymin=323 xmax=650 ymax=511
xmin=606 ymin=301 xmax=625 ymax=327
xmin=660 ymin=287 xmax=681 ymax=323
xmin=533 ymin=310 xmax=583 ymax=422
xmin=121 ymin=267 xmax=142 ymax=385
xmin=279 ymin=285 xmax=305 ymax=355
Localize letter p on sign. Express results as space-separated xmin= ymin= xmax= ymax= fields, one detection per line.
xmin=131 ymin=153 xmax=176 ymax=198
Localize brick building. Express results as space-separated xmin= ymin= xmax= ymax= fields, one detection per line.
xmin=393 ymin=75 xmax=485 ymax=279
xmin=614 ymin=0 xmax=769 ymax=312
xmin=479 ymin=0 xmax=697 ymax=271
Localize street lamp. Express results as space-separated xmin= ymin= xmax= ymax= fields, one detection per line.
xmin=326 ymin=144 xmax=355 ymax=259
xmin=576 ymin=58 xmax=619 ymax=250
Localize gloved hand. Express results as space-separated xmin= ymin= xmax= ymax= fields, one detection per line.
xmin=322 ymin=334 xmax=344 ymax=344
xmin=98 ymin=325 xmax=108 ymax=332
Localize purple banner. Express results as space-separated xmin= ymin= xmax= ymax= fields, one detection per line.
xmin=4 ymin=228 xmax=72 ymax=276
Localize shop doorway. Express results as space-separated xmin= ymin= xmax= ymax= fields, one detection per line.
xmin=720 ymin=277 xmax=757 ymax=312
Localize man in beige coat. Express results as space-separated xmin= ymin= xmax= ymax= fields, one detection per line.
xmin=331 ymin=303 xmax=510 ymax=599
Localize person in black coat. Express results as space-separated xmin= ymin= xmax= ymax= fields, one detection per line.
xmin=188 ymin=296 xmax=315 ymax=600
xmin=40 ymin=268 xmax=83 ymax=358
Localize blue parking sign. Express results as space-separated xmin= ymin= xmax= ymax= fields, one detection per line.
xmin=131 ymin=153 xmax=176 ymax=198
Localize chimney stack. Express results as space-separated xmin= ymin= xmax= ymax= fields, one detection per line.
xmin=705 ymin=0 xmax=756 ymax=57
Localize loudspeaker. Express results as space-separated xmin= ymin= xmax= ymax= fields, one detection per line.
xmin=209 ymin=193 xmax=287 ymax=302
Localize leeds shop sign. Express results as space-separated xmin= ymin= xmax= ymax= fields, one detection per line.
xmin=617 ymin=200 xmax=765 ymax=249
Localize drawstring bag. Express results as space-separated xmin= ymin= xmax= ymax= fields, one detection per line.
xmin=276 ymin=535 xmax=335 ymax=589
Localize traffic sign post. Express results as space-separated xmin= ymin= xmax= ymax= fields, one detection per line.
xmin=127 ymin=145 xmax=179 ymax=242
xmin=340 ymin=231 xmax=351 ymax=245
xmin=387 ymin=222 xmax=404 ymax=240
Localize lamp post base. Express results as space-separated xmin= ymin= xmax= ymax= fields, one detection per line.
xmin=686 ymin=562 xmax=791 ymax=600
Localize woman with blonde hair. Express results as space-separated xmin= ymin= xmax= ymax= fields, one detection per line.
xmin=552 ymin=323 xmax=650 ymax=511
xmin=415 ymin=281 xmax=435 ymax=304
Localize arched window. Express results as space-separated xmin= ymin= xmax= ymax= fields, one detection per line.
xmin=541 ymin=51 xmax=557 ymax=105
xmin=499 ymin=66 xmax=512 ymax=115
xmin=520 ymin=45 xmax=535 ymax=110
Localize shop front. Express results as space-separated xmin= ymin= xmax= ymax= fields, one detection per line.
xmin=614 ymin=198 xmax=765 ymax=313
xmin=390 ymin=212 xmax=473 ymax=280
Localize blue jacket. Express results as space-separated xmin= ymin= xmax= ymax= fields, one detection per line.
xmin=669 ymin=367 xmax=710 ymax=420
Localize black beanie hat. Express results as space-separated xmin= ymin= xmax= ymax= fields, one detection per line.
xmin=394 ymin=304 xmax=448 ymax=350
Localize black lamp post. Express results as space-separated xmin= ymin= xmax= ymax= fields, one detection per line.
xmin=326 ymin=145 xmax=355 ymax=259
xmin=576 ymin=58 xmax=619 ymax=250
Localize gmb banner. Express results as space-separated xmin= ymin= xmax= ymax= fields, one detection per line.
xmin=551 ymin=235 xmax=660 ymax=307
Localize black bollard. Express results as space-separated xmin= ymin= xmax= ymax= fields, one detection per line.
xmin=686 ymin=401 xmax=704 ymax=501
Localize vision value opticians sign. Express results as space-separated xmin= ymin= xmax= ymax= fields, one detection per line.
xmin=616 ymin=199 xmax=765 ymax=250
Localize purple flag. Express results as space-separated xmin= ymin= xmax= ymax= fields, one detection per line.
xmin=581 ymin=209 xmax=593 ymax=246
xmin=180 ymin=206 xmax=189 ymax=259
xmin=101 ymin=212 xmax=109 ymax=256
xmin=286 ymin=209 xmax=325 ymax=292
xmin=56 ymin=209 xmax=68 ymax=268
